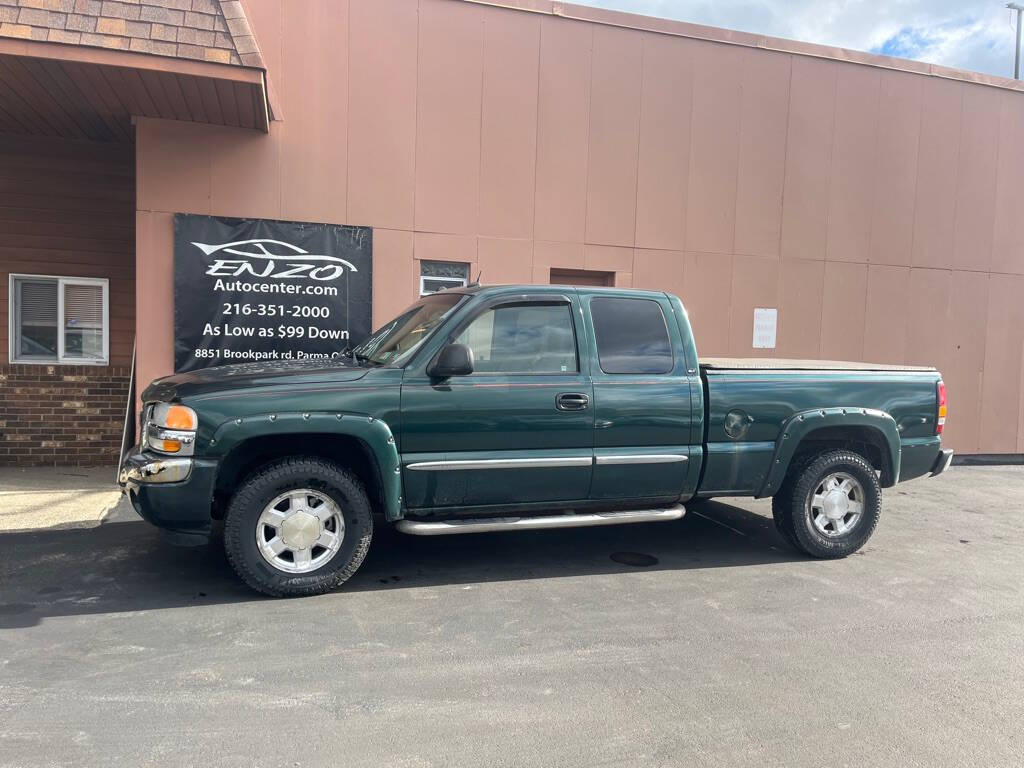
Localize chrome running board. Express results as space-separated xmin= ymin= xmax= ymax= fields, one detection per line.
xmin=395 ymin=504 xmax=686 ymax=536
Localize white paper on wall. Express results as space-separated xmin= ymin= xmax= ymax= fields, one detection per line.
xmin=753 ymin=308 xmax=777 ymax=349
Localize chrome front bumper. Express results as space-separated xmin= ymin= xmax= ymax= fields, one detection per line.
xmin=118 ymin=450 xmax=193 ymax=486
xmin=118 ymin=448 xmax=216 ymax=544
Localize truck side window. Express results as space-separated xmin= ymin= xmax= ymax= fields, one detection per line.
xmin=455 ymin=302 xmax=579 ymax=374
xmin=590 ymin=297 xmax=673 ymax=374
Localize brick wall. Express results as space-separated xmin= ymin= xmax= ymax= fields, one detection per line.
xmin=0 ymin=364 xmax=130 ymax=466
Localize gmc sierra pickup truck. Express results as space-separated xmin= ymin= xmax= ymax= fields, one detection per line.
xmin=120 ymin=285 xmax=952 ymax=596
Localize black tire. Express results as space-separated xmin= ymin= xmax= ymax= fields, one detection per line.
xmin=771 ymin=451 xmax=814 ymax=549
xmin=771 ymin=483 xmax=800 ymax=549
xmin=772 ymin=449 xmax=881 ymax=559
xmin=224 ymin=457 xmax=373 ymax=597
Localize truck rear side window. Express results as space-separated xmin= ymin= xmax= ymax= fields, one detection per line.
xmin=590 ymin=297 xmax=673 ymax=374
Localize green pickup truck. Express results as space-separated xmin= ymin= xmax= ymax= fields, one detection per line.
xmin=120 ymin=285 xmax=952 ymax=596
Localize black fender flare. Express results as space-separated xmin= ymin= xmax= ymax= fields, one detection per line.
xmin=208 ymin=411 xmax=403 ymax=520
xmin=757 ymin=407 xmax=901 ymax=498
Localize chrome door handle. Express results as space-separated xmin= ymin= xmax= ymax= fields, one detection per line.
xmin=556 ymin=392 xmax=590 ymax=411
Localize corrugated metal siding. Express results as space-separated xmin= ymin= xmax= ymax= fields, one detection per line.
xmin=131 ymin=0 xmax=1024 ymax=454
xmin=0 ymin=133 xmax=134 ymax=366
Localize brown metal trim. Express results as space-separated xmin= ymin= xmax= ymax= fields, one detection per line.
xmin=65 ymin=63 xmax=133 ymax=142
xmin=0 ymin=38 xmax=265 ymax=85
xmin=214 ymin=78 xmax=241 ymax=127
xmin=175 ymin=74 xmax=209 ymax=123
xmin=0 ymin=37 xmax=272 ymax=133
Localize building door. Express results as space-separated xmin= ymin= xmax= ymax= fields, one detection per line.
xmin=550 ymin=268 xmax=615 ymax=287
xmin=400 ymin=294 xmax=594 ymax=510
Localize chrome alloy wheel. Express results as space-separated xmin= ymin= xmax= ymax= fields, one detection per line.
xmin=256 ymin=489 xmax=345 ymax=573
xmin=808 ymin=472 xmax=864 ymax=537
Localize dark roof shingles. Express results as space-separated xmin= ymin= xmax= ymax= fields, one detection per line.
xmin=0 ymin=0 xmax=265 ymax=68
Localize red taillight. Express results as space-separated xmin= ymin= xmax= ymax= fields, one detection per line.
xmin=936 ymin=380 xmax=947 ymax=435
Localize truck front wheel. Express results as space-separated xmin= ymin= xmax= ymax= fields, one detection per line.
xmin=224 ymin=457 xmax=373 ymax=597
xmin=771 ymin=450 xmax=882 ymax=558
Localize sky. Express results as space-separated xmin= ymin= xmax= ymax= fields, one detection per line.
xmin=574 ymin=1 xmax=1017 ymax=78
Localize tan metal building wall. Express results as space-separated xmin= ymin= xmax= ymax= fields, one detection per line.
xmin=134 ymin=0 xmax=1024 ymax=455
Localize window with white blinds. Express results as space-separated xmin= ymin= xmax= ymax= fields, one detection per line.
xmin=16 ymin=280 xmax=58 ymax=359
xmin=10 ymin=275 xmax=109 ymax=364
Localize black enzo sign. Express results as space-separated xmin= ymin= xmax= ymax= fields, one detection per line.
xmin=173 ymin=214 xmax=372 ymax=372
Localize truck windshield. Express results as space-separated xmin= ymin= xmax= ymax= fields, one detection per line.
xmin=353 ymin=292 xmax=464 ymax=366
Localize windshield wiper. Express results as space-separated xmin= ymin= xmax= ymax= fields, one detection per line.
xmin=349 ymin=346 xmax=379 ymax=366
xmin=338 ymin=345 xmax=362 ymax=365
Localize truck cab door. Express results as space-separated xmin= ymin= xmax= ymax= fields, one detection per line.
xmin=579 ymin=292 xmax=700 ymax=501
xmin=399 ymin=293 xmax=594 ymax=511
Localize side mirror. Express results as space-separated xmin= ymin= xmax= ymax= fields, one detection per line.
xmin=428 ymin=343 xmax=474 ymax=378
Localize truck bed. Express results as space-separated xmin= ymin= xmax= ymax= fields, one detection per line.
xmin=701 ymin=357 xmax=936 ymax=372
xmin=697 ymin=357 xmax=942 ymax=497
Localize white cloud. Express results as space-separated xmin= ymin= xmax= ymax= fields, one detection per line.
xmin=573 ymin=0 xmax=1017 ymax=78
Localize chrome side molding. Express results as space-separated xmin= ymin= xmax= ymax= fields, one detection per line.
xmin=406 ymin=454 xmax=688 ymax=471
xmin=595 ymin=454 xmax=688 ymax=465
xmin=406 ymin=456 xmax=593 ymax=471
xmin=395 ymin=504 xmax=685 ymax=536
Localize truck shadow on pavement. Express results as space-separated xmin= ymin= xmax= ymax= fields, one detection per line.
xmin=0 ymin=501 xmax=804 ymax=629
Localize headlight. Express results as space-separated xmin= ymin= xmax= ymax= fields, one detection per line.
xmin=145 ymin=403 xmax=198 ymax=456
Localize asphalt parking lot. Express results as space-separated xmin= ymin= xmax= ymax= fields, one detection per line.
xmin=0 ymin=466 xmax=1021 ymax=767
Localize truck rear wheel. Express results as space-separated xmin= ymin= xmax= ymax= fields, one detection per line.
xmin=772 ymin=449 xmax=881 ymax=558
xmin=224 ymin=457 xmax=373 ymax=597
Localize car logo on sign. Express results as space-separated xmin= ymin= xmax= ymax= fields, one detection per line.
xmin=194 ymin=239 xmax=359 ymax=281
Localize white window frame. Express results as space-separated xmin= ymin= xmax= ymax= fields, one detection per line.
xmin=419 ymin=275 xmax=468 ymax=297
xmin=419 ymin=260 xmax=471 ymax=297
xmin=9 ymin=274 xmax=110 ymax=366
